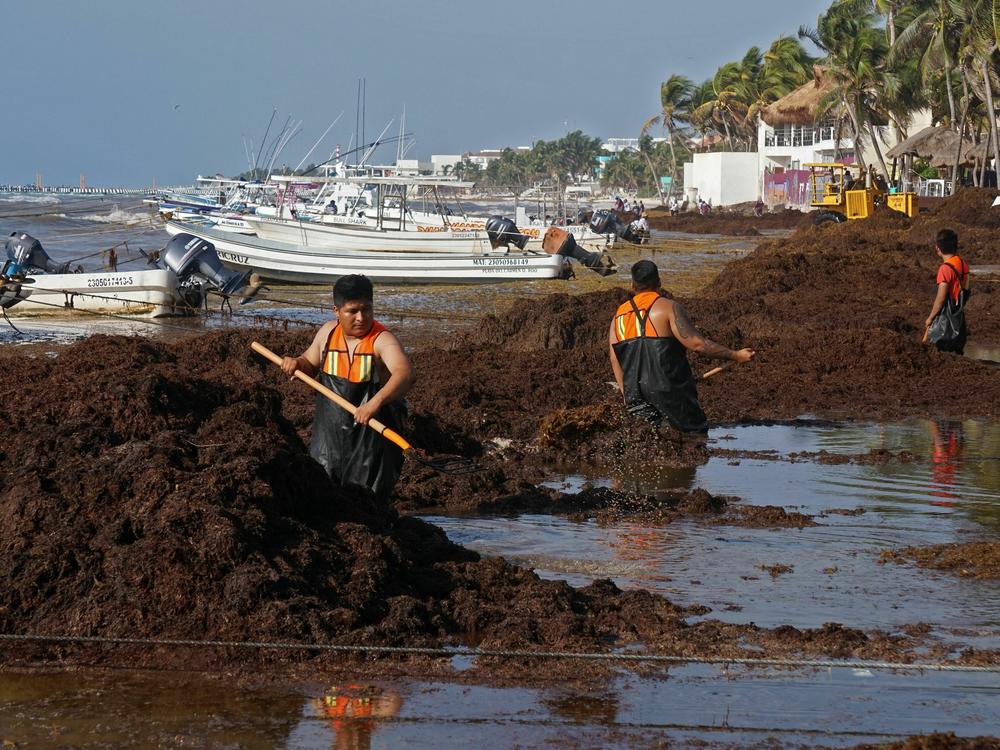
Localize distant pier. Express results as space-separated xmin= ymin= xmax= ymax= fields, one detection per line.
xmin=0 ymin=184 xmax=158 ymax=196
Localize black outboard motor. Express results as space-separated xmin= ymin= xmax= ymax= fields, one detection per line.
xmin=0 ymin=258 xmax=32 ymax=310
xmin=485 ymin=216 xmax=529 ymax=250
xmin=589 ymin=210 xmax=644 ymax=246
xmin=159 ymin=233 xmax=256 ymax=302
xmin=588 ymin=209 xmax=618 ymax=236
xmin=5 ymin=231 xmax=72 ymax=274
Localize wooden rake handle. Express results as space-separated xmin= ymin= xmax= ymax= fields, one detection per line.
xmin=250 ymin=341 xmax=413 ymax=452
xmin=700 ymin=362 xmax=735 ymax=380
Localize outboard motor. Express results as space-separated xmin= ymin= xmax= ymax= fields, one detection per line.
xmin=588 ymin=209 xmax=618 ymax=236
xmin=0 ymin=258 xmax=32 ymax=310
xmin=5 ymin=231 xmax=72 ymax=274
xmin=485 ymin=216 xmax=529 ymax=250
xmin=541 ymin=227 xmax=617 ymax=277
xmin=589 ymin=210 xmax=645 ymax=246
xmin=159 ymin=233 xmax=259 ymax=304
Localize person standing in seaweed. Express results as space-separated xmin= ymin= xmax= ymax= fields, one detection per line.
xmin=280 ymin=274 xmax=414 ymax=501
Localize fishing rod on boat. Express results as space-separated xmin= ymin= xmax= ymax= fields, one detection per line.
xmin=254 ymin=108 xmax=278 ymax=176
xmin=292 ymin=112 xmax=345 ymax=174
xmin=298 ymin=132 xmax=414 ymax=177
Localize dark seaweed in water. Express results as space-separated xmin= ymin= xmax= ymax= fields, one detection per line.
xmin=2 ymin=332 xmax=989 ymax=671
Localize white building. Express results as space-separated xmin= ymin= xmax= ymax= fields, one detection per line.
xmin=682 ymin=152 xmax=760 ymax=207
xmin=601 ymin=137 xmax=667 ymax=153
xmin=461 ymin=147 xmax=531 ymax=170
xmin=393 ymin=158 xmax=432 ymax=176
xmin=431 ymin=154 xmax=462 ymax=175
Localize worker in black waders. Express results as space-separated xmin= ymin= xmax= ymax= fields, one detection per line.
xmin=609 ymin=260 xmax=754 ymax=433
xmin=281 ymin=274 xmax=414 ymax=501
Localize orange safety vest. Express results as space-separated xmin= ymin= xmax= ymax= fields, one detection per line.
xmin=321 ymin=321 xmax=386 ymax=382
xmin=614 ymin=290 xmax=664 ymax=341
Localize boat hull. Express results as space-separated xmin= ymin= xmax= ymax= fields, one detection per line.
xmin=165 ymin=221 xmax=572 ymax=285
xmin=244 ymin=215 xmax=606 ymax=254
xmin=8 ymin=269 xmax=183 ymax=317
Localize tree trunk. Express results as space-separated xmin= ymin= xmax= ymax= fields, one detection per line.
xmin=641 ymin=149 xmax=666 ymax=205
xmin=845 ymin=99 xmax=868 ymax=172
xmin=944 ymin=55 xmax=956 ymax=128
xmin=866 ymin=120 xmax=891 ymax=179
xmin=982 ymin=59 xmax=1000 ymax=180
xmin=666 ymin=124 xmax=678 ymax=200
xmin=952 ymin=73 xmax=972 ymax=189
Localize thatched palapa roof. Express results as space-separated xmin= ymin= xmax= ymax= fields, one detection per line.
xmin=885 ymin=125 xmax=973 ymax=163
xmin=761 ymin=67 xmax=835 ymax=127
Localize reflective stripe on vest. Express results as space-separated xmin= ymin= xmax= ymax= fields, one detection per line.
xmin=614 ymin=290 xmax=662 ymax=341
xmin=321 ymin=321 xmax=386 ymax=382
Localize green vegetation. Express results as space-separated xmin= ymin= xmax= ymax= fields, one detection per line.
xmin=647 ymin=0 xmax=999 ymax=187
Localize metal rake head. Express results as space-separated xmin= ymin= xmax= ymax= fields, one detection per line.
xmin=405 ymin=448 xmax=481 ymax=475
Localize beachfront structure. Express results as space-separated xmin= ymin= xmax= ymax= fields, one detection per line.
xmin=462 ymin=147 xmax=532 ymax=170
xmin=431 ymin=154 xmax=462 ymax=175
xmin=601 ymin=137 xmax=667 ymax=154
xmin=682 ymin=153 xmax=760 ymax=207
xmin=392 ymin=158 xmax=432 ymax=176
xmin=757 ymin=71 xmax=932 ymax=207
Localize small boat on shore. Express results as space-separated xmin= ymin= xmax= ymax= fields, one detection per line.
xmin=2 ymin=232 xmax=259 ymax=317
xmin=164 ymin=220 xmax=580 ymax=284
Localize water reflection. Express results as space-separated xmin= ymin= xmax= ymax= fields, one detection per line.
xmin=930 ymin=419 xmax=965 ymax=504
xmin=309 ymin=684 xmax=402 ymax=750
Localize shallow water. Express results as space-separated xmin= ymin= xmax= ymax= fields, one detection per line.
xmin=427 ymin=420 xmax=1000 ymax=643
xmin=1 ymin=662 xmax=997 ymax=748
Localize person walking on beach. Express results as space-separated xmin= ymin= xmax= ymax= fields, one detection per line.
xmin=609 ymin=260 xmax=754 ymax=433
xmin=924 ymin=228 xmax=971 ymax=355
xmin=281 ymin=274 xmax=414 ymax=501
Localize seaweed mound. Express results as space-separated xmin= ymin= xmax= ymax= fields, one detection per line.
xmin=0 ymin=333 xmax=694 ymax=664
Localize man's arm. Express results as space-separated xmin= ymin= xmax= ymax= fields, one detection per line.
xmin=354 ymin=331 xmax=415 ymax=426
xmin=925 ymin=281 xmax=951 ymax=330
xmin=608 ymin=320 xmax=625 ymax=401
xmin=669 ymin=302 xmax=755 ymax=363
xmin=280 ymin=322 xmax=331 ymax=378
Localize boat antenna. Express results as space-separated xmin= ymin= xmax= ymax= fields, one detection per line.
xmin=361 ymin=78 xmax=366 ymax=161
xmin=255 ymin=108 xmax=277 ymax=176
xmin=293 ymin=111 xmax=344 ymax=174
xmin=355 ymin=80 xmax=361 ymax=165
xmin=298 ymin=132 xmax=411 ymax=176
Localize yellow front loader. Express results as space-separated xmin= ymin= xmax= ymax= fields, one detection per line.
xmin=805 ymin=163 xmax=917 ymax=225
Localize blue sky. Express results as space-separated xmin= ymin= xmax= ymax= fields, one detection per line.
xmin=5 ymin=0 xmax=834 ymax=186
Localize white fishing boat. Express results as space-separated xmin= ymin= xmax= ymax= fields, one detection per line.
xmin=8 ymin=268 xmax=185 ymax=317
xmin=164 ymin=220 xmax=581 ymax=284
xmin=246 ymin=175 xmax=608 ymax=254
xmin=2 ymin=231 xmax=260 ymax=317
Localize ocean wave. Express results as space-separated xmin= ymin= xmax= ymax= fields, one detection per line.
xmin=76 ymin=207 xmax=157 ymax=226
xmin=0 ymin=195 xmax=61 ymax=205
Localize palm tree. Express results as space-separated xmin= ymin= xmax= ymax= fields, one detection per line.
xmin=642 ymin=74 xmax=695 ymax=197
xmin=801 ymin=1 xmax=896 ymax=177
xmin=891 ymin=0 xmax=961 ymax=126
